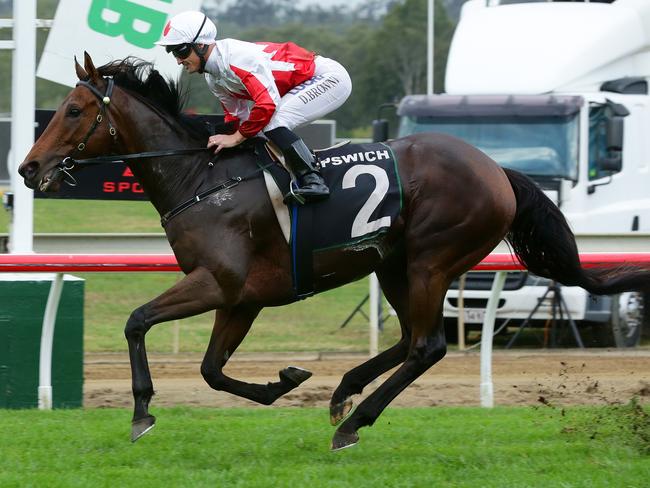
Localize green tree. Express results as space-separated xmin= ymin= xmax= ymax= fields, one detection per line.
xmin=338 ymin=0 xmax=455 ymax=135
xmin=373 ymin=0 xmax=454 ymax=96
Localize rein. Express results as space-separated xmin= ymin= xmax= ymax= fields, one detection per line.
xmin=64 ymin=147 xmax=212 ymax=166
xmin=55 ymin=146 xmax=214 ymax=189
xmin=55 ymin=78 xmax=213 ymax=186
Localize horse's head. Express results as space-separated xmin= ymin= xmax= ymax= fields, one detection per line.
xmin=18 ymin=52 xmax=118 ymax=192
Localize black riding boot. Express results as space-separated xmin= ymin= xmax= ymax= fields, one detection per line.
xmin=283 ymin=139 xmax=329 ymax=203
xmin=265 ymin=127 xmax=329 ymax=204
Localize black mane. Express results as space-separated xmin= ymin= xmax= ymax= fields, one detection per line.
xmin=98 ymin=57 xmax=211 ymax=142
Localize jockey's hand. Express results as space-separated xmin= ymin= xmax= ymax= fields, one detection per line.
xmin=207 ymin=131 xmax=245 ymax=153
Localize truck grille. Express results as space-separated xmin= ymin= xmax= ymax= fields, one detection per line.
xmin=449 ymin=272 xmax=528 ymax=291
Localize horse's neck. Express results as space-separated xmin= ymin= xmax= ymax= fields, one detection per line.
xmin=126 ymin=138 xmax=258 ymax=220
xmin=120 ymin=122 xmax=212 ymax=216
xmin=114 ymin=96 xmax=264 ymax=217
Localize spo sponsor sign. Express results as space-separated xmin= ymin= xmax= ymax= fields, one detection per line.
xmin=33 ymin=163 xmax=150 ymax=201
xmin=37 ymin=0 xmax=202 ymax=87
xmin=33 ymin=110 xmax=146 ymax=201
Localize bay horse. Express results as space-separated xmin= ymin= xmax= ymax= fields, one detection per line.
xmin=19 ymin=53 xmax=650 ymax=450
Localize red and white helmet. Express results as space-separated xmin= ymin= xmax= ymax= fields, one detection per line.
xmin=156 ymin=11 xmax=217 ymax=46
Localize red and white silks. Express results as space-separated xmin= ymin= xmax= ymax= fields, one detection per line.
xmin=204 ymin=39 xmax=352 ymax=137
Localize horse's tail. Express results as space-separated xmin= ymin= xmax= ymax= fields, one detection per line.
xmin=503 ymin=168 xmax=650 ymax=295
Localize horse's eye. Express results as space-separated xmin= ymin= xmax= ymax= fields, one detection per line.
xmin=67 ymin=107 xmax=81 ymax=117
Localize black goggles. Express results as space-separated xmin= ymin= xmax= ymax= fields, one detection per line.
xmin=166 ymin=43 xmax=193 ymax=60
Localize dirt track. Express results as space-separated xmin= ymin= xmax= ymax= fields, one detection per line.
xmin=84 ymin=349 xmax=650 ymax=409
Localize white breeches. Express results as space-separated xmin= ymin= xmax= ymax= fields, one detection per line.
xmin=263 ymin=56 xmax=352 ymax=133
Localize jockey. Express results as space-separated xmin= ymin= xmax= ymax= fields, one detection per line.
xmin=156 ymin=11 xmax=353 ymax=203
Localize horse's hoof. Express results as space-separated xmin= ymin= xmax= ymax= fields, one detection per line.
xmin=279 ymin=366 xmax=312 ymax=386
xmin=131 ymin=415 xmax=156 ymax=442
xmin=329 ymin=397 xmax=353 ymax=426
xmin=331 ymin=430 xmax=359 ymax=451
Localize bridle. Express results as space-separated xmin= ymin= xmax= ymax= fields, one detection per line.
xmin=51 ymin=76 xmax=210 ymax=188
xmin=75 ymin=78 xmax=118 ymax=152
xmin=49 ymin=77 xmax=118 ymax=187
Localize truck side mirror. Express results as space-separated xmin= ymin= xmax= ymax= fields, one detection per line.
xmin=597 ymin=116 xmax=624 ymax=172
xmin=372 ymin=119 xmax=389 ymax=143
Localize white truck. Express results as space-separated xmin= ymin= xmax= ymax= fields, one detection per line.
xmin=389 ymin=0 xmax=650 ymax=347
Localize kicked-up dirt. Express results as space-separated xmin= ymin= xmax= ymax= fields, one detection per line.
xmin=84 ymin=349 xmax=650 ymax=409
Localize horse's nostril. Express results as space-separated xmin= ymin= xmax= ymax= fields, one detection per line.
xmin=19 ymin=160 xmax=40 ymax=179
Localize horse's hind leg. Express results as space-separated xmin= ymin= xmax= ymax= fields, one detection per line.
xmin=331 ymin=266 xmax=448 ymax=450
xmin=125 ymin=267 xmax=225 ymax=442
xmin=200 ymin=306 xmax=312 ymax=404
xmin=330 ymin=253 xmax=411 ymax=425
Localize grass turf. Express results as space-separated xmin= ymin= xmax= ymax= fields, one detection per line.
xmin=79 ymin=272 xmax=401 ymax=353
xmin=1 ymin=405 xmax=649 ymax=487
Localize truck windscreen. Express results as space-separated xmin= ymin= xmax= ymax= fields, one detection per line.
xmin=398 ymin=114 xmax=579 ymax=180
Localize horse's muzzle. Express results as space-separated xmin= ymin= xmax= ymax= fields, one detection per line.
xmin=18 ymin=160 xmax=40 ymax=189
xmin=19 ymin=158 xmax=77 ymax=192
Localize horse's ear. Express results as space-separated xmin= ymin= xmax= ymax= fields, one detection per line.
xmin=83 ymin=51 xmax=101 ymax=83
xmin=74 ymin=55 xmax=88 ymax=81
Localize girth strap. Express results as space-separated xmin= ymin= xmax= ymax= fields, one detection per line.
xmin=160 ymin=176 xmax=243 ymax=227
xmin=159 ymin=161 xmax=276 ymax=227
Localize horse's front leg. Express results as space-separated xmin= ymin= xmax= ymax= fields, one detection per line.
xmin=125 ymin=267 xmax=224 ymax=442
xmin=201 ymin=306 xmax=312 ymax=404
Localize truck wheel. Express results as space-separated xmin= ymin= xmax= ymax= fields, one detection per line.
xmin=610 ymin=292 xmax=645 ymax=348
